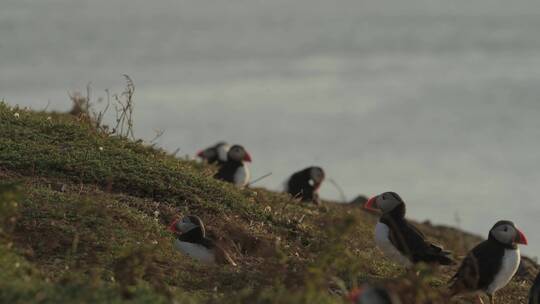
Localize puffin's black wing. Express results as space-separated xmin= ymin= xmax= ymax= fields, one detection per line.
xmin=214 ymin=162 xmax=241 ymax=183
xmin=286 ymin=169 xmax=314 ymax=201
xmin=387 ymin=219 xmax=454 ymax=265
xmin=529 ymin=272 xmax=540 ymax=304
xmin=449 ymin=240 xmax=504 ymax=294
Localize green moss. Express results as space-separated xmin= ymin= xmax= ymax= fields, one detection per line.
xmin=0 ymin=102 xmax=534 ymax=303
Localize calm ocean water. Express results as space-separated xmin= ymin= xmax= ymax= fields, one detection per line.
xmin=2 ymin=0 xmax=540 ymax=256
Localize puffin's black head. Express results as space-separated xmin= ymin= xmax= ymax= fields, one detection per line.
xmin=227 ymin=145 xmax=252 ymax=163
xmin=196 ymin=142 xmax=229 ymax=162
xmin=347 ymin=285 xmax=401 ymax=304
xmin=364 ymin=192 xmax=406 ymax=218
xmin=489 ymin=220 xmax=527 ymax=246
xmin=169 ymin=215 xmax=206 ymax=238
xmin=308 ymin=166 xmax=325 ymax=188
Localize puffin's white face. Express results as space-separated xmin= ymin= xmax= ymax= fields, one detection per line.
xmin=367 ymin=192 xmax=403 ymax=214
xmin=176 ymin=216 xmax=199 ymax=233
xmin=309 ymin=167 xmax=325 ymax=185
xmin=216 ymin=143 xmax=230 ymax=162
xmin=228 ymin=145 xmax=252 ymax=163
xmin=490 ymin=221 xmax=528 ymax=246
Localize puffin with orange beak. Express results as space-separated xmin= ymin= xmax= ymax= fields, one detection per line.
xmin=196 ymin=142 xmax=230 ymax=165
xmin=364 ymin=192 xmax=455 ymax=267
xmin=449 ymin=220 xmax=527 ymax=304
xmin=169 ymin=215 xmax=237 ymax=266
xmin=214 ymin=144 xmax=252 ymax=187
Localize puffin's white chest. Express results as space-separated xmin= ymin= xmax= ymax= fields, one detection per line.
xmin=233 ymin=164 xmax=250 ymax=187
xmin=374 ymin=222 xmax=412 ymax=267
xmin=486 ymin=248 xmax=520 ymax=294
xmin=174 ymin=239 xmax=215 ymax=264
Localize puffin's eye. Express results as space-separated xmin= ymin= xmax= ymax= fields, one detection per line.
xmin=503 ymin=227 xmax=508 ymax=232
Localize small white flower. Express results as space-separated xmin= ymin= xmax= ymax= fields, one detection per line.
xmin=153 ymin=210 xmax=160 ymax=218
xmin=14 ymin=113 xmax=19 ymax=119
xmin=151 ymin=240 xmax=158 ymax=245
xmin=98 ymin=147 xmax=104 ymax=151
xmin=47 ymin=116 xmax=52 ymax=121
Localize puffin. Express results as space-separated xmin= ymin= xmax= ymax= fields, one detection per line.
xmin=196 ymin=142 xmax=230 ymax=165
xmin=364 ymin=192 xmax=455 ymax=267
xmin=168 ymin=215 xmax=237 ymax=266
xmin=449 ymin=220 xmax=527 ymax=304
xmin=529 ymin=272 xmax=540 ymax=304
xmin=214 ymin=144 xmax=251 ymax=187
xmin=347 ymin=285 xmax=401 ymax=304
xmin=286 ymin=166 xmax=325 ymax=205
xmin=350 ymin=195 xmax=368 ymax=205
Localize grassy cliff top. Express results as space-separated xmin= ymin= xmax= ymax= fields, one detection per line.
xmin=0 ymin=102 xmax=536 ymax=303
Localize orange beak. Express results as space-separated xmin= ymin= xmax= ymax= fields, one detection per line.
xmin=168 ymin=219 xmax=180 ymax=234
xmin=244 ymin=152 xmax=252 ymax=162
xmin=196 ymin=150 xmax=204 ymax=158
xmin=364 ymin=196 xmax=379 ymax=211
xmin=515 ymin=228 xmax=528 ymax=245
xmin=346 ymin=287 xmax=364 ymax=303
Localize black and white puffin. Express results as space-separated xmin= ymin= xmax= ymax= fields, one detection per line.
xmin=364 ymin=192 xmax=454 ymax=267
xmin=168 ymin=215 xmax=237 ymax=266
xmin=350 ymin=195 xmax=368 ymax=205
xmin=196 ymin=142 xmax=230 ymax=165
xmin=449 ymin=220 xmax=527 ymax=304
xmin=529 ymin=272 xmax=540 ymax=304
xmin=286 ymin=166 xmax=325 ymax=205
xmin=214 ymin=144 xmax=251 ymax=187
xmin=347 ymin=285 xmax=401 ymax=304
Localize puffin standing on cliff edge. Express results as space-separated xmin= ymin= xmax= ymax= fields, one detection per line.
xmin=169 ymin=215 xmax=237 ymax=266
xmin=449 ymin=220 xmax=527 ymax=304
xmin=286 ymin=166 xmax=325 ymax=205
xmin=214 ymin=144 xmax=251 ymax=187
xmin=364 ymin=192 xmax=455 ymax=267
xmin=196 ymin=142 xmax=230 ymax=165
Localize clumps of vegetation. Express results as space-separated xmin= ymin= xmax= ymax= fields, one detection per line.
xmin=68 ymin=75 xmax=136 ymax=139
xmin=0 ymin=101 xmax=537 ymax=303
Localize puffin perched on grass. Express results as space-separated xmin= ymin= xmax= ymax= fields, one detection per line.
xmin=530 ymin=272 xmax=540 ymax=304
xmin=286 ymin=166 xmax=325 ymax=205
xmin=169 ymin=215 xmax=237 ymax=266
xmin=214 ymin=144 xmax=252 ymax=187
xmin=364 ymin=192 xmax=455 ymax=267
xmin=196 ymin=142 xmax=230 ymax=165
xmin=347 ymin=285 xmax=401 ymax=304
xmin=449 ymin=220 xmax=527 ymax=304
